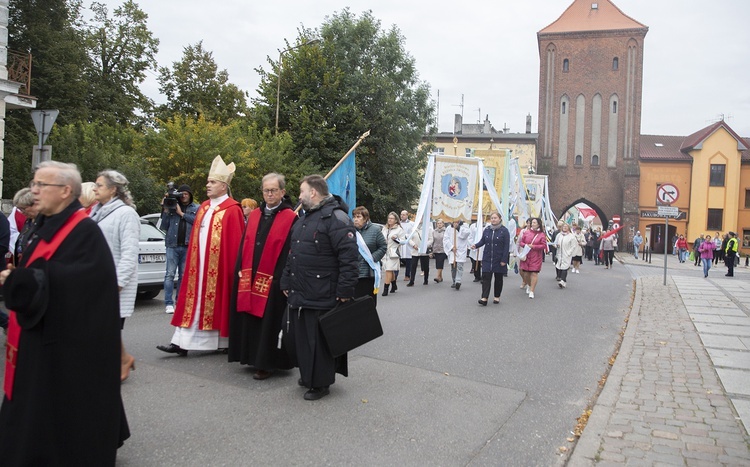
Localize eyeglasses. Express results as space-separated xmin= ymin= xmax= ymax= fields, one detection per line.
xmin=262 ymin=188 xmax=280 ymax=194
xmin=30 ymin=181 xmax=66 ymax=189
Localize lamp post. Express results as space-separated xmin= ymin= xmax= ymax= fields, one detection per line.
xmin=275 ymin=39 xmax=320 ymax=135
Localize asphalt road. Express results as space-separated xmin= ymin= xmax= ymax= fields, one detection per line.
xmin=115 ymin=258 xmax=632 ymax=466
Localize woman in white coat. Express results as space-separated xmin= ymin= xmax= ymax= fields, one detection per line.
xmin=554 ymin=223 xmax=578 ymax=288
xmin=91 ymin=170 xmax=140 ymax=382
xmin=381 ymin=211 xmax=404 ymax=296
xmin=443 ymin=219 xmax=471 ymax=290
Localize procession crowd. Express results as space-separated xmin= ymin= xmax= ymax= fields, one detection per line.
xmin=0 ymin=156 xmax=743 ymax=466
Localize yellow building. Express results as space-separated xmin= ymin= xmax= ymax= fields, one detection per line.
xmin=638 ymin=120 xmax=749 ymax=255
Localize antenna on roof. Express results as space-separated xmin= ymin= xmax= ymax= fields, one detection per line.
xmin=452 ymin=94 xmax=464 ymax=121
xmin=474 ymin=108 xmax=481 ymax=123
xmin=710 ymin=113 xmax=734 ymax=124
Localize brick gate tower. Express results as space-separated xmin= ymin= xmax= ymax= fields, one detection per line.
xmin=537 ymin=0 xmax=647 ymax=232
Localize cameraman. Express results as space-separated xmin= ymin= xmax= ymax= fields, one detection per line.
xmin=160 ymin=184 xmax=198 ymax=314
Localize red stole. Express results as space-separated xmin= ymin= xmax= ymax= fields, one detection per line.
xmin=4 ymin=209 xmax=88 ymax=400
xmin=236 ymin=208 xmax=296 ymax=317
xmin=13 ymin=208 xmax=26 ymax=231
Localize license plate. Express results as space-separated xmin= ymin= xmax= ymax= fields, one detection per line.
xmin=139 ymin=254 xmax=166 ymax=264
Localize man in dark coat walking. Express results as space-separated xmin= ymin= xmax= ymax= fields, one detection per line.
xmin=281 ymin=175 xmax=359 ymax=400
xmin=0 ymin=161 xmax=129 ymax=466
xmin=229 ymin=173 xmax=296 ymax=379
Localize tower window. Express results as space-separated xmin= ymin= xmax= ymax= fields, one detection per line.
xmin=562 ymin=102 xmax=566 ymax=114
xmin=612 ymin=57 xmax=619 ymax=70
xmin=612 ymin=101 xmax=617 ymax=113
xmin=563 ymin=59 xmax=569 ymax=72
xmin=575 ymin=155 xmax=583 ymax=165
xmin=592 ymin=155 xmax=600 ymax=166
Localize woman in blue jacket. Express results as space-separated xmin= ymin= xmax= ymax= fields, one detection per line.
xmin=471 ymin=211 xmax=510 ymax=306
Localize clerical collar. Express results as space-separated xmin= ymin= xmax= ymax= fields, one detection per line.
xmin=264 ymin=203 xmax=281 ymax=215
xmin=209 ymin=194 xmax=229 ymax=207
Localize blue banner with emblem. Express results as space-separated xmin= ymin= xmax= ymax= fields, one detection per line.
xmin=327 ymin=150 xmax=356 ymax=217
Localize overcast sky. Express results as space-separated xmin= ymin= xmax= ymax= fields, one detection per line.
xmin=99 ymin=0 xmax=750 ymax=137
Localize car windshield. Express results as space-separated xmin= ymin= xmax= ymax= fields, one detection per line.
xmin=140 ymin=222 xmax=165 ymax=242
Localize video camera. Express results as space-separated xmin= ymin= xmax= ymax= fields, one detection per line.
xmin=163 ymin=181 xmax=185 ymax=211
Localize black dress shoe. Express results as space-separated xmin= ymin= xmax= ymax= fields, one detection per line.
xmin=298 ymin=378 xmax=306 ymax=387
xmin=406 ymin=282 xmax=414 ymax=287
xmin=156 ymin=344 xmax=187 ymax=356
xmin=304 ymin=387 xmax=330 ymax=401
xmin=455 ymin=282 xmax=461 ymax=290
xmin=478 ymin=299 xmax=487 ymax=306
xmin=253 ymin=370 xmax=273 ymax=380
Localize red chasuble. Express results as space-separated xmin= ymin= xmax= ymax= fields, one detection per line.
xmin=171 ymin=198 xmax=244 ymax=337
xmin=4 ymin=209 xmax=88 ymax=400
xmin=236 ymin=208 xmax=296 ymax=317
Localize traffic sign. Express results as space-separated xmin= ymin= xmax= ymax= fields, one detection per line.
xmin=657 ymin=206 xmax=679 ymax=217
xmin=657 ymin=183 xmax=679 ymax=204
xmin=31 ymin=110 xmax=59 ymax=146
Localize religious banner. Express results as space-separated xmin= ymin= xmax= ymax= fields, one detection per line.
xmin=431 ymin=155 xmax=479 ymax=221
xmin=524 ymin=175 xmax=547 ymax=218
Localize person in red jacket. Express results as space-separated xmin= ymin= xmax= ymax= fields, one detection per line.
xmin=676 ymin=234 xmax=688 ymax=263
xmin=518 ymin=217 xmax=548 ymax=299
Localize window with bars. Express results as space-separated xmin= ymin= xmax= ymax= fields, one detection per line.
xmin=707 ymin=208 xmax=723 ymax=231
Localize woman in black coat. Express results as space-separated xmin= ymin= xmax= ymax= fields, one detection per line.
xmin=471 ymin=211 xmax=510 ymax=306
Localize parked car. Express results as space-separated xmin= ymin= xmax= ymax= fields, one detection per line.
xmin=140 ymin=212 xmax=164 ymax=231
xmin=138 ymin=219 xmax=168 ymax=300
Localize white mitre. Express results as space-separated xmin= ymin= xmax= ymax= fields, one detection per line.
xmin=208 ymin=155 xmax=235 ymax=185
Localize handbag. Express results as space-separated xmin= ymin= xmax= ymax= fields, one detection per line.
xmin=318 ymin=296 xmax=383 ymax=357
xmin=517 ymin=233 xmax=539 ymax=261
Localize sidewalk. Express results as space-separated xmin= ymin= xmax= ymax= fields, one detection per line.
xmin=569 ymin=253 xmax=750 ymax=465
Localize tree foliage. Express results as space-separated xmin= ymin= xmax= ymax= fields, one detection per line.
xmin=254 ymin=9 xmax=434 ymax=221
xmin=157 ymin=42 xmax=248 ymax=124
xmin=85 ymin=0 xmax=159 ymax=125
xmin=49 ymin=122 xmax=162 ymax=214
xmin=8 ymin=0 xmax=91 ymax=124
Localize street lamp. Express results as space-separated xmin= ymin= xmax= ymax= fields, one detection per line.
xmin=275 ymin=39 xmax=320 ymax=135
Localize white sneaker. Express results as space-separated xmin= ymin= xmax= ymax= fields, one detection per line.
xmin=560 ymin=280 xmax=566 ymax=288
xmin=525 ymin=285 xmax=530 ymax=295
xmin=165 ymin=305 xmax=175 ymax=314
xmin=528 ymin=292 xmax=535 ymax=299
xmin=558 ymin=280 xmax=563 ymax=288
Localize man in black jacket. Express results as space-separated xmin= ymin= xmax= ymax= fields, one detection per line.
xmin=281 ymin=174 xmax=359 ymax=400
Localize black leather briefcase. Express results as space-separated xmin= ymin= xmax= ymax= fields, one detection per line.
xmin=318 ymin=296 xmax=383 ymax=357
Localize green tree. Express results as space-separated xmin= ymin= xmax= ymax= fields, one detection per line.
xmin=157 ymin=41 xmax=248 ymax=124
xmin=253 ymin=9 xmax=434 ymax=220
xmin=4 ymin=0 xmax=92 ymax=198
xmin=8 ymin=0 xmax=91 ymax=124
xmin=143 ymin=116 xmax=316 ymax=206
xmin=49 ymin=122 xmax=162 ymax=214
xmin=85 ymin=0 xmax=159 ymax=125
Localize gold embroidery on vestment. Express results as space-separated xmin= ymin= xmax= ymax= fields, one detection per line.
xmin=202 ymin=209 xmax=226 ymax=329
xmin=180 ymin=205 xmax=209 ymax=328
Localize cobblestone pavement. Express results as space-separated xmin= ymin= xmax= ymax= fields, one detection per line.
xmin=569 ymin=253 xmax=750 ymax=466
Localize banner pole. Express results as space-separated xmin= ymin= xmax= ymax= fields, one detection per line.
xmin=324 ymin=130 xmax=371 ymax=180
xmin=295 ymin=130 xmax=371 ymax=213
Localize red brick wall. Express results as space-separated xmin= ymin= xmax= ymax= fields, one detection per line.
xmin=537 ymin=28 xmax=646 ymax=226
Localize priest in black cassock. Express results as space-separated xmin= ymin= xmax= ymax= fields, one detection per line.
xmin=229 ymin=172 xmax=297 ymax=380
xmin=0 ymin=161 xmax=129 ymax=466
